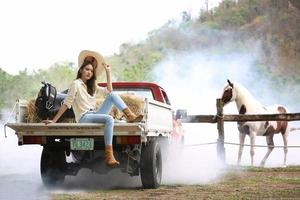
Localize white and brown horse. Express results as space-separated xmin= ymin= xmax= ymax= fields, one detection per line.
xmin=221 ymin=80 xmax=289 ymax=167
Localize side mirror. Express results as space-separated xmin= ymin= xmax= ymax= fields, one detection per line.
xmin=175 ymin=109 xmax=187 ymax=120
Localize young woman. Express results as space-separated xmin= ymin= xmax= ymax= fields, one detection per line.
xmin=43 ymin=50 xmax=143 ymax=167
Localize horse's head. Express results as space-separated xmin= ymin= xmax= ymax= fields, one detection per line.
xmin=221 ymin=79 xmax=237 ymax=106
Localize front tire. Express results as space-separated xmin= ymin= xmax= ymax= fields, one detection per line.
xmin=40 ymin=147 xmax=66 ymax=187
xmin=140 ymin=140 xmax=162 ymax=189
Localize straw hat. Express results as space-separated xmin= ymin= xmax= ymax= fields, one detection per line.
xmin=78 ymin=50 xmax=105 ymax=78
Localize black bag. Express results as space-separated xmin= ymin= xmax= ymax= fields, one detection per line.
xmin=51 ymin=92 xmax=75 ymax=119
xmin=35 ymin=82 xmax=75 ymax=120
xmin=35 ymin=81 xmax=57 ymax=119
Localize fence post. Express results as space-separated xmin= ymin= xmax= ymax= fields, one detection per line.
xmin=216 ymin=98 xmax=225 ymax=164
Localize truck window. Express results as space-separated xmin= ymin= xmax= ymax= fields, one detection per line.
xmin=161 ymin=90 xmax=171 ymax=105
xmin=113 ymin=88 xmax=154 ymax=100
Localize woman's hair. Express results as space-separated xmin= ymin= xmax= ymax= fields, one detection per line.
xmin=76 ymin=60 xmax=96 ymax=96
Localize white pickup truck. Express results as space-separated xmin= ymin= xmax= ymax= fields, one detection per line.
xmin=6 ymin=82 xmax=186 ymax=189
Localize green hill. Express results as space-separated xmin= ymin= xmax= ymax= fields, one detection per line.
xmin=107 ymin=0 xmax=300 ymax=82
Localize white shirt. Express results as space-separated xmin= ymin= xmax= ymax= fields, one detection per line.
xmin=63 ymin=79 xmax=108 ymax=122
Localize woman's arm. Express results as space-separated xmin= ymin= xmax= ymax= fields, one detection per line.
xmin=43 ymin=81 xmax=77 ymax=124
xmin=104 ymin=63 xmax=113 ymax=92
xmin=43 ymin=104 xmax=68 ymax=124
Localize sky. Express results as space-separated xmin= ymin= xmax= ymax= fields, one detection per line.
xmin=0 ymin=0 xmax=221 ymax=75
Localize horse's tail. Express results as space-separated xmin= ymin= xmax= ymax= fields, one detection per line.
xmin=290 ymin=127 xmax=300 ymax=132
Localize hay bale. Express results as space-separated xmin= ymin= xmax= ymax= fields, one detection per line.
xmin=117 ymin=93 xmax=145 ymax=120
xmin=26 ymin=99 xmax=75 ymax=123
xmin=27 ymin=100 xmax=42 ymax=123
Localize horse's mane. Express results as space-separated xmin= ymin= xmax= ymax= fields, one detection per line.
xmin=233 ymin=82 xmax=263 ymax=109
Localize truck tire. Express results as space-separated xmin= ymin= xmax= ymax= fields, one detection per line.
xmin=158 ymin=137 xmax=170 ymax=163
xmin=140 ymin=140 xmax=162 ymax=189
xmin=40 ymin=147 xmax=66 ymax=187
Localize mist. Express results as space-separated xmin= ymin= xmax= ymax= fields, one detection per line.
xmin=152 ymin=33 xmax=300 ymax=184
xmin=0 ymin=111 xmax=48 ymax=200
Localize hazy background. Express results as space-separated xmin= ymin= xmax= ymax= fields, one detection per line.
xmin=1 ymin=0 xmax=300 ymax=199
xmin=154 ymin=45 xmax=300 ymax=166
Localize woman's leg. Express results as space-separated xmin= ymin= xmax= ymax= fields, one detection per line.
xmin=96 ymin=92 xmax=143 ymax=123
xmin=96 ymin=92 xmax=127 ymax=114
xmin=79 ymin=113 xmax=119 ymax=167
xmin=79 ymin=113 xmax=114 ymax=145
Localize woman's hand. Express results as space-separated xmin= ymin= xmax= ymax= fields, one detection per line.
xmin=103 ymin=62 xmax=113 ymax=92
xmin=103 ymin=63 xmax=111 ymax=72
xmin=42 ymin=119 xmax=55 ymax=125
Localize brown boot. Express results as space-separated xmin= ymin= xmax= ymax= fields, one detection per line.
xmin=104 ymin=145 xmax=120 ymax=167
xmin=122 ymin=107 xmax=144 ymax=122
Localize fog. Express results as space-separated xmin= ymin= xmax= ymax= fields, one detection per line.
xmin=153 ymin=39 xmax=300 ymax=184
xmin=0 ymin=119 xmax=48 ymax=200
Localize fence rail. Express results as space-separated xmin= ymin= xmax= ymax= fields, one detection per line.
xmin=179 ymin=98 xmax=300 ymax=164
xmin=180 ymin=113 xmax=300 ymax=123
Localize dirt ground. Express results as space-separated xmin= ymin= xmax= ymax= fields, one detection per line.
xmin=51 ymin=166 xmax=300 ymax=200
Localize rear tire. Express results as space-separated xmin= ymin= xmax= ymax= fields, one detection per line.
xmin=40 ymin=147 xmax=66 ymax=187
xmin=140 ymin=140 xmax=162 ymax=188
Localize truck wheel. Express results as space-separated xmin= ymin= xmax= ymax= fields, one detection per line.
xmin=40 ymin=147 xmax=66 ymax=187
xmin=140 ymin=140 xmax=162 ymax=189
xmin=158 ymin=137 xmax=170 ymax=163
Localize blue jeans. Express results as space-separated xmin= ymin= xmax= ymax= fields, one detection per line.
xmin=79 ymin=92 xmax=127 ymax=145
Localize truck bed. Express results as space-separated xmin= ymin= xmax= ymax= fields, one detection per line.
xmin=6 ymin=98 xmax=173 ymax=145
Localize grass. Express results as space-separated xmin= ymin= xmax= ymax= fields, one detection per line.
xmin=51 ymin=166 xmax=300 ymax=200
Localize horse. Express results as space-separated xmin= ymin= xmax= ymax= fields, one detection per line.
xmin=221 ymin=80 xmax=289 ymax=167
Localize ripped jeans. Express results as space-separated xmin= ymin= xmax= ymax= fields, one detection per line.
xmin=78 ymin=92 xmax=127 ymax=145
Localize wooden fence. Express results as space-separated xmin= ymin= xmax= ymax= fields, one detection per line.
xmin=180 ymin=99 xmax=300 ymax=163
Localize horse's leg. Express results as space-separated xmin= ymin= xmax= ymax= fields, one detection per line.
xmin=282 ymin=132 xmax=288 ymax=167
xmin=260 ymin=135 xmax=274 ymax=167
xmin=237 ymin=133 xmax=245 ymax=166
xmin=249 ymin=132 xmax=256 ymax=166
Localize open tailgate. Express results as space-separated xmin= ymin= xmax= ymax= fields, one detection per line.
xmin=6 ymin=123 xmax=144 ymax=136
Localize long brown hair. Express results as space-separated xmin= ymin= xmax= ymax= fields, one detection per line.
xmin=76 ymin=60 xmax=96 ymax=96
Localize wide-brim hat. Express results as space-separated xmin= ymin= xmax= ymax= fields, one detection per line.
xmin=78 ymin=50 xmax=105 ymax=78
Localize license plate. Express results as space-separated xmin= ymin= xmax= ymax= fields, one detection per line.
xmin=70 ymin=138 xmax=94 ymax=150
